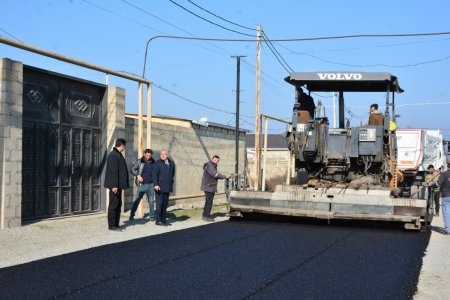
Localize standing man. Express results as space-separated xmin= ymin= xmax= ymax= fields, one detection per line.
xmin=104 ymin=138 xmax=129 ymax=231
xmin=153 ymin=150 xmax=175 ymax=226
xmin=425 ymin=165 xmax=440 ymax=216
xmin=201 ymin=155 xmax=230 ymax=222
xmin=437 ymin=162 xmax=450 ymax=234
xmin=368 ymin=103 xmax=384 ymax=126
xmin=129 ymin=149 xmax=156 ymax=221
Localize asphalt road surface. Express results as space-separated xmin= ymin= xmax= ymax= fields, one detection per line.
xmin=0 ymin=217 xmax=430 ymax=300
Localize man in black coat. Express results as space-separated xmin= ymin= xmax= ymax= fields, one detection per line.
xmin=153 ymin=150 xmax=175 ymax=226
xmin=104 ymin=138 xmax=129 ymax=231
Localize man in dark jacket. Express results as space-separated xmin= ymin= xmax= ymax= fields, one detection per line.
xmin=104 ymin=138 xmax=129 ymax=231
xmin=201 ymin=155 xmax=230 ymax=222
xmin=129 ymin=149 xmax=156 ymax=221
xmin=153 ymin=150 xmax=175 ymax=226
xmin=437 ymin=163 xmax=450 ymax=234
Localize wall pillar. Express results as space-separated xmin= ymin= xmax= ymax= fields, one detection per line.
xmin=0 ymin=58 xmax=23 ymax=229
xmin=101 ymin=86 xmax=126 ymax=213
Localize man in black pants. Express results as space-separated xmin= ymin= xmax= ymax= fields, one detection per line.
xmin=153 ymin=150 xmax=175 ymax=226
xmin=201 ymin=155 xmax=230 ymax=222
xmin=104 ymin=138 xmax=129 ymax=231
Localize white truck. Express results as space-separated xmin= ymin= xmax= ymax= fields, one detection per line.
xmin=396 ymin=128 xmax=448 ymax=197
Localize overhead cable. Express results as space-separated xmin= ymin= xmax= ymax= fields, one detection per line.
xmin=167 ymin=0 xmax=256 ymax=37
xmin=261 ymin=31 xmax=294 ymax=73
xmin=186 ymin=0 xmax=254 ymax=31
xmin=0 ymin=26 xmax=22 ymax=42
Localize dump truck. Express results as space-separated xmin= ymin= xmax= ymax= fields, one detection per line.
xmin=229 ymin=72 xmax=432 ymax=230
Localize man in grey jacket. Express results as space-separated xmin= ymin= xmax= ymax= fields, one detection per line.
xmin=201 ymin=155 xmax=230 ymax=222
xmin=129 ymin=149 xmax=156 ymax=221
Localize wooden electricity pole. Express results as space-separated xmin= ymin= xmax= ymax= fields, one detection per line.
xmin=254 ymin=25 xmax=262 ymax=191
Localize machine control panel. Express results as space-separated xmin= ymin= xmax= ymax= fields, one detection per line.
xmin=359 ymin=128 xmax=376 ymax=142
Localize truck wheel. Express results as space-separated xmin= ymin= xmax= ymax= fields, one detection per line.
xmin=296 ymin=170 xmax=308 ymax=185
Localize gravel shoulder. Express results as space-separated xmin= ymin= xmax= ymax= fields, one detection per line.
xmin=0 ymin=205 xmax=228 ymax=269
xmin=415 ymin=214 xmax=450 ymax=299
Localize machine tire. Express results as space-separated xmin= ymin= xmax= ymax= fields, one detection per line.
xmin=296 ymin=170 xmax=309 ymax=185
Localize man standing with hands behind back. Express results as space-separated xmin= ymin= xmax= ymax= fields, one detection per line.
xmin=104 ymin=138 xmax=129 ymax=231
xmin=153 ymin=150 xmax=175 ymax=226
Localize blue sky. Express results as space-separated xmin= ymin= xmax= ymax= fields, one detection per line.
xmin=1 ymin=0 xmax=449 ymax=137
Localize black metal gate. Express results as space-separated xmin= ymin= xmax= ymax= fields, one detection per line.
xmin=22 ymin=66 xmax=104 ymax=220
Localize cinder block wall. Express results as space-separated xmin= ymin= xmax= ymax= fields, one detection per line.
xmin=0 ymin=58 xmax=23 ymax=229
xmin=125 ymin=116 xmax=246 ymax=210
xmin=247 ymin=149 xmax=292 ymax=191
xmin=101 ymin=86 xmax=126 ymax=212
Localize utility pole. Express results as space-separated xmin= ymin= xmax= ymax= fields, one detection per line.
xmin=232 ymin=55 xmax=246 ymax=187
xmin=254 ymin=24 xmax=262 ymax=191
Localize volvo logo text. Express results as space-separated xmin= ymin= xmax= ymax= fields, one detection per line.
xmin=317 ymin=73 xmax=363 ymax=80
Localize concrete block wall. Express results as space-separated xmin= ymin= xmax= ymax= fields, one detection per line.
xmin=101 ymin=86 xmax=126 ymax=212
xmin=247 ymin=149 xmax=291 ymax=191
xmin=0 ymin=58 xmax=23 ymax=229
xmin=125 ymin=116 xmax=246 ymax=210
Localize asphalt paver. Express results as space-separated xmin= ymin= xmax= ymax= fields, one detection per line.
xmin=0 ymin=219 xmax=430 ymax=299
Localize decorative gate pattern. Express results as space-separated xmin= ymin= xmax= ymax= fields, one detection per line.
xmin=22 ymin=67 xmax=104 ymax=220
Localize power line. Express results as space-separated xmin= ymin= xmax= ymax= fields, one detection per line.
xmin=121 ymin=0 xmax=194 ymax=35
xmin=185 ymin=0 xmax=254 ymax=31
xmin=82 ymin=0 xmax=165 ymax=34
xmin=278 ymin=43 xmax=450 ymax=68
xmin=0 ymin=26 xmax=22 ymax=42
xmin=240 ymin=62 xmax=292 ymax=103
xmin=152 ymin=81 xmax=253 ymax=118
xmin=261 ymin=31 xmax=294 ymax=73
xmin=396 ymin=101 xmax=450 ymax=107
xmin=167 ymin=0 xmax=255 ymax=37
xmin=293 ymin=37 xmax=450 ymax=55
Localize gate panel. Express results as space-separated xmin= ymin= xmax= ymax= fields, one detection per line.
xmin=22 ymin=67 xmax=104 ymax=220
xmin=71 ymin=128 xmax=82 ymax=213
xmin=22 ymin=122 xmax=35 ymax=219
xmin=82 ymin=130 xmax=92 ymax=211
xmin=34 ymin=123 xmax=48 ymax=217
xmin=47 ymin=125 xmax=59 ymax=216
xmin=91 ymin=130 xmax=101 ymax=211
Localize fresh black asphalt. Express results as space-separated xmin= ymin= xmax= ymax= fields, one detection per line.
xmin=0 ymin=217 xmax=430 ymax=300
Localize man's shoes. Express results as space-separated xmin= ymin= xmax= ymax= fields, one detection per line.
xmin=109 ymin=226 xmax=123 ymax=232
xmin=129 ymin=215 xmax=135 ymax=221
xmin=155 ymin=221 xmax=164 ymax=226
xmin=149 ymin=217 xmax=155 ymax=222
xmin=436 ymin=212 xmax=440 ymax=217
xmin=202 ymin=216 xmax=215 ymax=222
xmin=162 ymin=221 xmax=172 ymax=226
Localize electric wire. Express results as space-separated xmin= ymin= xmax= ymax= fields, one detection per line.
xmin=152 ymin=81 xmax=253 ymax=118
xmin=185 ymin=0 xmax=254 ymax=31
xmin=261 ymin=31 xmax=294 ymax=73
xmin=82 ymin=0 xmax=165 ymax=34
xmin=0 ymin=26 xmax=22 ymax=42
xmin=87 ymin=1 xmax=291 ymax=123
xmin=167 ymin=0 xmax=256 ymax=37
xmin=278 ymin=43 xmax=450 ymax=68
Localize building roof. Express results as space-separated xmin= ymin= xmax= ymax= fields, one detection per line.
xmin=246 ymin=134 xmax=288 ymax=149
xmin=125 ymin=113 xmax=248 ymax=133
